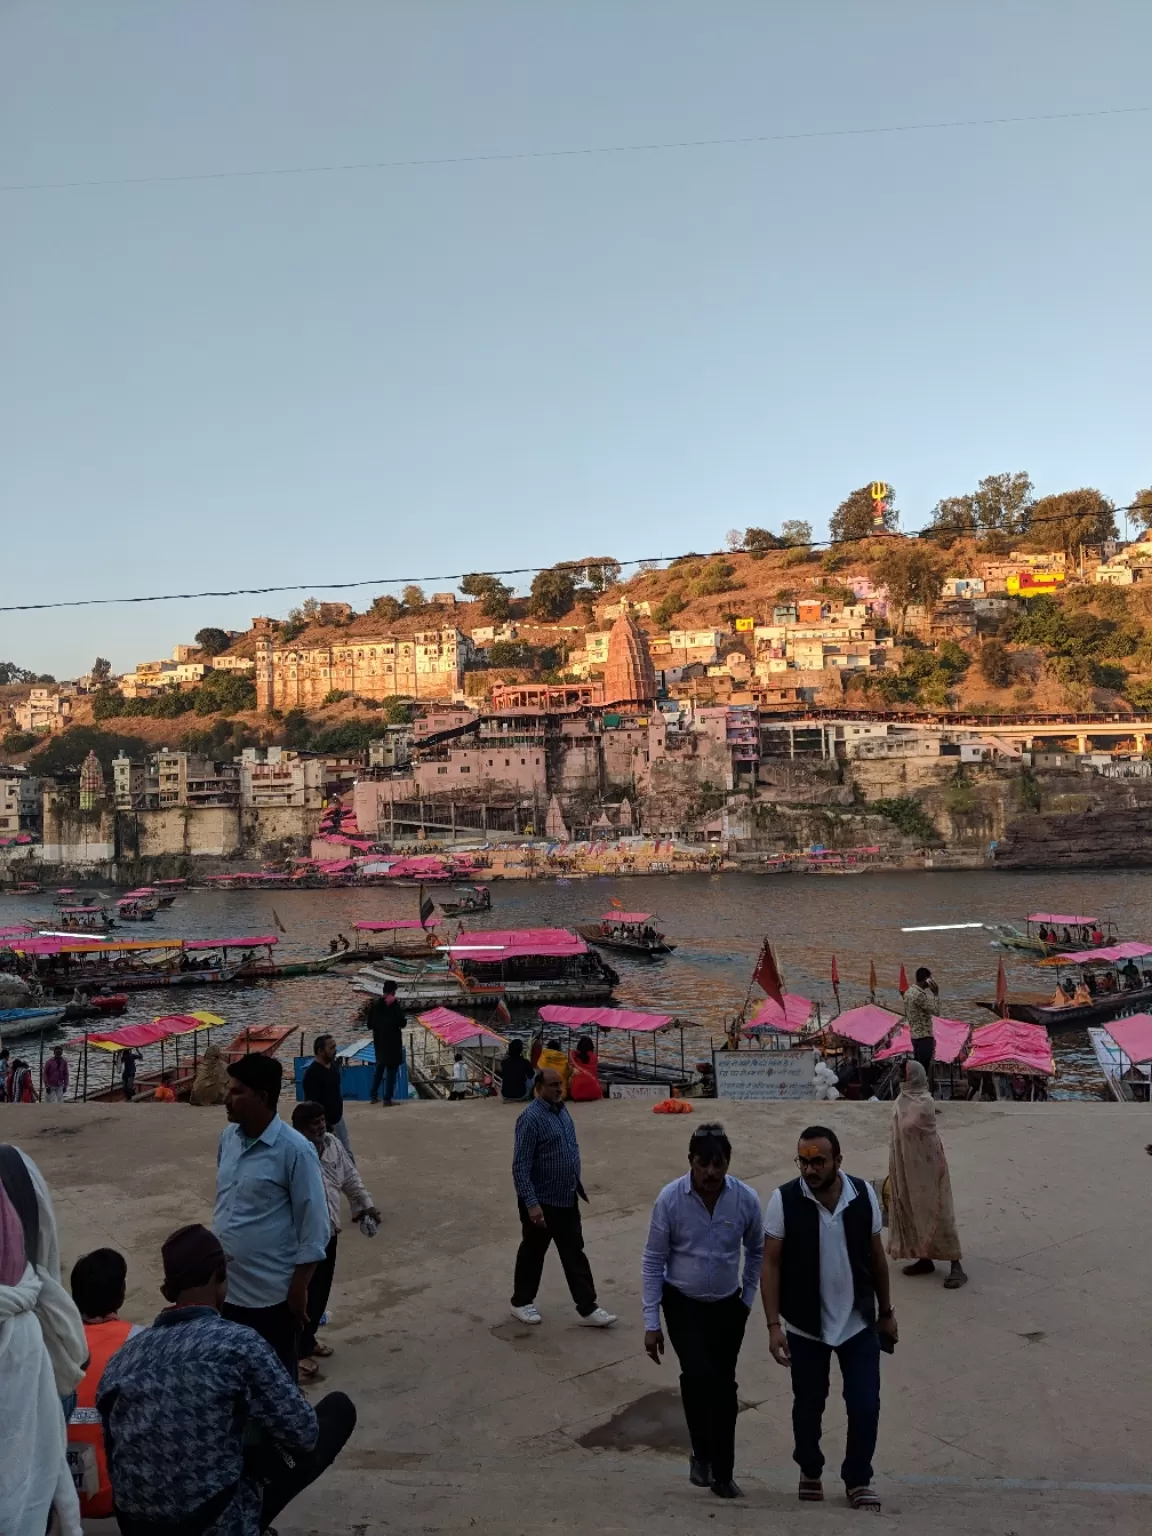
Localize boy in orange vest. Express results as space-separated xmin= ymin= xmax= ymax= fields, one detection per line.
xmin=67 ymin=1248 xmax=143 ymax=1519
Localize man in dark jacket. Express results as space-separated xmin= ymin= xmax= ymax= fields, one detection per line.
xmin=367 ymin=980 xmax=405 ymax=1105
xmin=302 ymin=1033 xmax=351 ymax=1154
xmin=760 ymin=1126 xmax=896 ymax=1513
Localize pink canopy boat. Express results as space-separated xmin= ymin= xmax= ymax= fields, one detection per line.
xmin=874 ymin=1015 xmax=971 ymax=1064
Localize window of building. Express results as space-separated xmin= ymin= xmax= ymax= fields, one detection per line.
xmin=459 ymin=766 xmax=470 ymax=774
xmin=437 ymin=767 xmax=448 ymax=775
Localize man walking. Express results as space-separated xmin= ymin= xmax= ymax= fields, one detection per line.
xmin=903 ymin=967 xmax=938 ymax=1078
xmin=510 ymin=1068 xmax=616 ymax=1328
xmin=98 ymin=1223 xmax=356 ymax=1535
xmin=367 ymin=980 xmax=406 ymax=1105
xmin=43 ymin=1045 xmax=69 ymax=1102
xmin=642 ymin=1122 xmax=762 ymax=1499
xmin=761 ymin=1125 xmax=896 ymax=1512
xmin=303 ymin=1033 xmax=352 ymax=1154
xmin=212 ymin=1054 xmax=330 ymax=1381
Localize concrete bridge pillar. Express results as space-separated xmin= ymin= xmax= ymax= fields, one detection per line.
xmin=1137 ymin=732 xmax=1148 ymax=755
xmin=1076 ymin=734 xmax=1088 ymax=754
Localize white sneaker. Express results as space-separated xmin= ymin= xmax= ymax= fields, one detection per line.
xmin=578 ymin=1307 xmax=618 ymax=1328
xmin=510 ymin=1304 xmax=543 ymax=1325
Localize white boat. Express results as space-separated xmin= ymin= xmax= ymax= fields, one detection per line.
xmin=1088 ymin=1026 xmax=1151 ymax=1103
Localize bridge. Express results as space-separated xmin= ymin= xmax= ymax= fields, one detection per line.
xmin=765 ymin=709 xmax=1152 ymax=754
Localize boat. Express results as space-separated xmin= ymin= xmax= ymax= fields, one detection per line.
xmin=341 ymin=920 xmax=440 ymax=960
xmin=2 ymin=936 xmax=244 ymax=993
xmin=116 ymin=894 xmax=159 ymax=922
xmin=1089 ymin=1021 xmax=1152 ymax=1102
xmin=50 ymin=905 xmax=116 ymax=934
xmin=62 ymin=993 xmax=129 ymax=1021
xmin=11 ymin=882 xmax=41 ymax=895
xmin=128 ymin=885 xmax=178 ymax=908
xmin=978 ymin=941 xmax=1152 ymax=1030
xmin=354 ymin=927 xmax=619 ymax=1007
xmin=988 ymin=911 xmax=1116 ymax=958
xmin=437 ymin=884 xmax=492 ymax=917
xmin=175 ymin=935 xmax=343 ymax=981
xmin=0 ymin=1005 xmax=68 ymax=1038
xmin=575 ymin=912 xmax=676 ymax=957
xmin=83 ymin=1018 xmax=294 ymax=1102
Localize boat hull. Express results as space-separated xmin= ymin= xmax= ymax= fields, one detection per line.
xmin=354 ymin=965 xmax=615 ymax=1007
xmin=575 ymin=928 xmax=676 ymax=957
xmin=43 ymin=965 xmax=241 ymax=993
xmin=979 ymin=984 xmax=1152 ymax=1030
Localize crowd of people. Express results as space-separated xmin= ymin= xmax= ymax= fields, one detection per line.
xmin=0 ymin=1011 xmax=977 ymax=1527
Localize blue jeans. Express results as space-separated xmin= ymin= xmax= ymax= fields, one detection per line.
xmin=370 ymin=1062 xmax=398 ymax=1103
xmin=787 ymin=1325 xmax=881 ymax=1488
xmin=330 ymin=1117 xmax=353 ymax=1157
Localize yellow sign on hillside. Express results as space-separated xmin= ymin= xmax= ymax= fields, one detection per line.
xmin=735 ymin=617 xmax=755 ymax=632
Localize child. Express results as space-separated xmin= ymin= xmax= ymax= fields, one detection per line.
xmin=68 ymin=1248 xmax=143 ymax=1520
xmin=450 ymin=1053 xmax=469 ymax=1100
xmin=152 ymin=1073 xmax=177 ymax=1102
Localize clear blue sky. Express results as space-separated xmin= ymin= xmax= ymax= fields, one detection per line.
xmin=3 ymin=0 xmax=1150 ymax=679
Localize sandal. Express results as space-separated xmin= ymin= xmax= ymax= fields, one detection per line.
xmin=847 ymin=1485 xmax=881 ymax=1511
xmin=799 ymin=1477 xmax=824 ymax=1501
xmin=311 ymin=1341 xmax=334 ymax=1357
xmin=298 ymin=1356 xmax=321 ymax=1380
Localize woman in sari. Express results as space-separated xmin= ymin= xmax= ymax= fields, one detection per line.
xmin=887 ymin=1060 xmax=967 ymax=1288
xmin=568 ymin=1036 xmax=602 ymax=1102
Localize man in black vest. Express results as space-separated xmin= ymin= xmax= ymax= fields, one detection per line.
xmin=761 ymin=1125 xmax=896 ymax=1512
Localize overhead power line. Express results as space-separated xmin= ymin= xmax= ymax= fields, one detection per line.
xmin=0 ymin=506 xmax=1142 ymax=615
xmin=3 ymin=104 xmax=1148 ymax=193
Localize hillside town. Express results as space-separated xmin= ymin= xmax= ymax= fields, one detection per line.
xmin=6 ymin=488 xmax=1152 ymax=877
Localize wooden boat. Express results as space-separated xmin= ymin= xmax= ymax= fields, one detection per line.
xmin=62 ymin=993 xmax=129 ymax=1021
xmin=989 ymin=911 xmax=1116 ymax=959
xmin=575 ymin=912 xmax=676 ymax=957
xmin=12 ymin=883 xmax=41 ymax=895
xmin=237 ymin=953 xmax=343 ymax=980
xmin=979 ymin=941 xmax=1152 ymax=1030
xmin=355 ymin=926 xmax=618 ymax=1007
xmin=86 ymin=1021 xmax=294 ymax=1102
xmin=437 ymin=884 xmax=492 ymax=917
xmin=116 ymin=895 xmax=158 ymax=922
xmin=181 ymin=935 xmax=342 ymax=981
xmin=0 ymin=1005 xmax=67 ymax=1038
xmin=342 ymin=920 xmax=439 ymax=961
xmin=51 ymin=905 xmax=116 ymax=934
xmin=8 ymin=937 xmax=244 ymax=993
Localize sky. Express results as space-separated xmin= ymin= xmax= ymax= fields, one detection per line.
xmin=2 ymin=0 xmax=1150 ymax=679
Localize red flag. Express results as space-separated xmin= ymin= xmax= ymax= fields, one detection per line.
xmin=830 ymin=954 xmax=840 ymax=986
xmin=753 ymin=939 xmax=786 ymax=1010
xmin=868 ymin=959 xmax=877 ymax=995
xmin=609 ymin=897 xmax=624 ymax=909
xmin=898 ymin=963 xmax=908 ymax=996
xmin=995 ymin=956 xmax=1008 ymax=1017
xmin=493 ymin=999 xmax=512 ymax=1026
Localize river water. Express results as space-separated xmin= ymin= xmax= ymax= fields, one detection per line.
xmin=4 ymin=867 xmax=1148 ymax=1098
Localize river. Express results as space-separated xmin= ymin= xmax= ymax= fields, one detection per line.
xmin=5 ymin=867 xmax=1147 ymax=1098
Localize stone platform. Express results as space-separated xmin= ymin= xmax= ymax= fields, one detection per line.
xmin=10 ymin=1095 xmax=1149 ymax=1534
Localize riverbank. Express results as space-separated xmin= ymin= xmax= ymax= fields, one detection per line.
xmin=8 ymin=1096 xmax=1145 ymax=1535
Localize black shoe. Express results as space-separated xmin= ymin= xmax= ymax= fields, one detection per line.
xmin=710 ymin=1479 xmax=743 ymax=1499
xmin=689 ymin=1456 xmax=712 ymax=1487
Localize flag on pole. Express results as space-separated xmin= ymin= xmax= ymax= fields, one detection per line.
xmin=610 ymin=897 xmax=624 ymax=909
xmin=419 ymin=896 xmax=435 ymax=927
xmin=493 ymin=999 xmax=512 ymax=1026
xmin=868 ymin=959 xmax=877 ymax=997
xmin=270 ymin=907 xmax=287 ymax=935
xmin=753 ymin=939 xmax=786 ymax=1010
xmin=830 ymin=954 xmax=841 ymax=1012
xmin=995 ymin=956 xmax=1008 ymax=1017
xmin=898 ymin=963 xmax=908 ymax=996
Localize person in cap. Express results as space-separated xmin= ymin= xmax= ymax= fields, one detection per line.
xmin=97 ymin=1223 xmax=356 ymax=1535
xmin=212 ymin=1054 xmax=329 ymax=1381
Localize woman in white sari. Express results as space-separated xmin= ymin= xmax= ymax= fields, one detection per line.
xmin=0 ymin=1148 xmax=88 ymax=1535
xmin=886 ymin=1061 xmax=968 ymax=1289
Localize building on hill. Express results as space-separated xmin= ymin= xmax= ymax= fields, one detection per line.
xmin=490 ymin=681 xmax=602 ymax=711
xmin=602 ymin=613 xmax=656 ymax=706
xmin=255 ymin=628 xmax=472 ymax=710
xmin=13 ymin=688 xmax=73 ymax=735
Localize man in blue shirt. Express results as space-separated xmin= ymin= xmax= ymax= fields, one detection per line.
xmin=510 ymin=1068 xmax=616 ymax=1328
xmin=213 ymin=1054 xmax=329 ymax=1382
xmin=641 ymin=1122 xmax=763 ymax=1500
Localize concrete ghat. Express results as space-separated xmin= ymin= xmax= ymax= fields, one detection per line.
xmin=14 ymin=1098 xmax=1146 ymax=1534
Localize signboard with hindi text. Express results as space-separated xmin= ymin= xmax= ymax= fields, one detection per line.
xmin=712 ymin=1049 xmax=817 ymax=1101
xmin=609 ymin=1082 xmax=670 ymax=1101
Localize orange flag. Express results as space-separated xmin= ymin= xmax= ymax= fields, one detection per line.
xmin=898 ymin=963 xmax=908 ymax=995
xmin=995 ymin=956 xmax=1008 ymax=1017
xmin=868 ymin=959 xmax=877 ymax=994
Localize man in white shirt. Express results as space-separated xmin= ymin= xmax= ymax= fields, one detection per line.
xmin=761 ymin=1125 xmax=896 ymax=1513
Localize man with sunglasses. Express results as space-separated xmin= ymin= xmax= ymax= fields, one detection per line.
xmin=641 ymin=1122 xmax=763 ymax=1499
xmin=761 ymin=1125 xmax=895 ymax=1513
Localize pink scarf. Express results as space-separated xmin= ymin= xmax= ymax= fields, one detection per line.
xmin=0 ymin=1179 xmax=26 ymax=1286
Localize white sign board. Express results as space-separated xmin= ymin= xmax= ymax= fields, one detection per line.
xmin=713 ymin=1049 xmax=817 ymax=1101
xmin=609 ymin=1082 xmax=670 ymax=1101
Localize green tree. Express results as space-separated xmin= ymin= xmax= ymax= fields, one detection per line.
xmin=92 ymin=686 xmax=126 ymax=720
xmin=653 ymin=590 xmax=687 ymax=628
xmin=1026 ymin=488 xmax=1116 ymax=553
xmin=91 ymin=656 xmax=113 ymax=682
xmin=929 ymin=472 xmax=1034 ymax=537
xmin=282 ymin=709 xmax=311 ymax=749
xmin=780 ymin=519 xmax=812 ymax=547
xmin=1 ymin=731 xmax=38 ymax=754
xmin=743 ymin=528 xmax=781 ymax=560
xmin=402 ymin=585 xmax=426 ymax=609
xmin=691 ymin=560 xmax=736 ymax=597
xmin=460 ymin=573 xmax=512 ymax=619
xmin=978 ymin=639 xmax=1012 ymax=688
xmin=1130 ymin=487 xmax=1152 ymax=531
xmin=193 ymin=671 xmax=256 ymax=717
xmin=370 ymin=594 xmax=403 ymax=623
xmin=194 ymin=628 xmax=231 ymax=657
xmin=580 ymin=558 xmax=622 ymax=593
xmin=873 ymin=543 xmax=947 ymax=633
xmin=528 ymin=566 xmax=576 ymax=619
xmin=830 ymin=483 xmax=898 ymax=542
xmin=27 ymin=726 xmax=149 ymax=776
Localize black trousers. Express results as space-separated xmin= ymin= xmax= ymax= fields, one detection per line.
xmin=222 ymin=1299 xmax=299 ymax=1383
xmin=511 ymin=1199 xmax=597 ymax=1316
xmin=788 ymin=1326 xmax=881 ymax=1488
xmin=113 ymin=1393 xmax=357 ymax=1536
xmin=370 ymin=1061 xmax=399 ymax=1102
xmin=661 ymin=1284 xmax=749 ymax=1482
xmin=912 ymin=1035 xmax=935 ymax=1075
xmin=300 ymin=1232 xmax=339 ymax=1358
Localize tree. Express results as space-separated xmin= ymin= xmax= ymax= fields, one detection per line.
xmin=0 ymin=662 xmax=38 ymax=685
xmin=402 ymin=585 xmax=426 ymax=609
xmin=370 ymin=594 xmax=403 ymax=623
xmin=979 ymin=639 xmax=1012 ymax=688
xmin=780 ymin=519 xmax=812 ymax=547
xmin=1131 ymin=487 xmax=1152 ymax=532
xmin=743 ymin=528 xmax=781 ymax=559
xmin=1 ymin=731 xmax=37 ymax=755
xmin=580 ymin=558 xmax=622 ymax=593
xmin=27 ymin=726 xmax=149 ymax=777
xmin=528 ymin=566 xmax=576 ymax=619
xmin=1025 ymin=488 xmax=1116 ymax=554
xmin=873 ymin=543 xmax=946 ymax=633
xmin=91 ymin=656 xmax=112 ymax=682
xmin=460 ymin=573 xmax=512 ymax=619
xmin=830 ymin=483 xmax=898 ymax=542
xmin=194 ymin=628 xmax=230 ymax=657
xmin=193 ymin=671 xmax=256 ymax=717
xmin=725 ymin=529 xmax=744 ymax=552
xmin=929 ymin=472 xmax=1034 ymax=537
